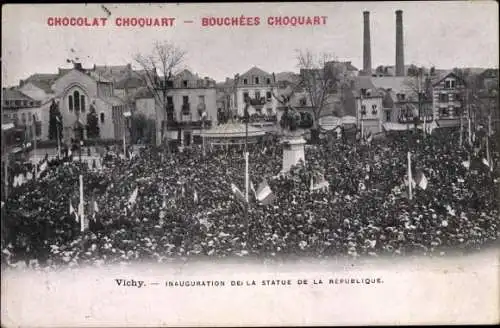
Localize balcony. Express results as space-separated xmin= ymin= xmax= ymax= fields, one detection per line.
xmin=181 ymin=103 xmax=190 ymax=116
xmin=166 ymin=119 xmax=213 ymax=129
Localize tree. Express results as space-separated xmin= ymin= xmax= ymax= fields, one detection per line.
xmin=86 ymin=102 xmax=100 ymax=139
xmin=48 ymin=99 xmax=63 ymax=141
xmin=296 ymin=50 xmax=348 ymax=143
xmin=130 ymin=113 xmax=156 ymax=145
xmin=133 ymin=41 xmax=186 ymax=151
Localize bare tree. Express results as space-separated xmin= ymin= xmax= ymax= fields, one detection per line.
xmin=133 ymin=41 xmax=186 ymax=151
xmin=296 ymin=50 xmax=347 ymax=143
xmin=402 ymin=67 xmax=433 ymax=129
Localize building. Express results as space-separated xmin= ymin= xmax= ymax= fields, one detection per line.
xmin=372 ymin=76 xmax=433 ymax=128
xmin=149 ymin=69 xmax=217 ymax=146
xmin=2 ymin=87 xmax=43 ymax=142
xmin=352 ymin=76 xmax=384 ymax=134
xmin=231 ymin=67 xmax=279 ymax=117
xmin=430 ymin=71 xmax=467 ymax=127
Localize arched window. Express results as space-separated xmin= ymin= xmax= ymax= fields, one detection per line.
xmin=80 ymin=95 xmax=86 ymax=112
xmin=73 ymin=90 xmax=80 ymax=111
xmin=68 ymin=95 xmax=73 ymax=111
xmin=100 ymin=112 xmax=105 ymax=123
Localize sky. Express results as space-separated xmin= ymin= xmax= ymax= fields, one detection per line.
xmin=2 ymin=1 xmax=498 ymax=87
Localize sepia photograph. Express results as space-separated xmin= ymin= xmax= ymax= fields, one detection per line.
xmin=1 ymin=2 xmax=499 ymax=326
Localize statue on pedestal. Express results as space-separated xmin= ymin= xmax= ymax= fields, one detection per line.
xmin=272 ymin=88 xmax=307 ymax=172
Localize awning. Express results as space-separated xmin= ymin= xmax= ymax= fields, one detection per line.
xmin=198 ymin=123 xmax=267 ymax=138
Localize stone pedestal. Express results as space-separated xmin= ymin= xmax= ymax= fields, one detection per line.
xmin=281 ymin=133 xmax=306 ymax=172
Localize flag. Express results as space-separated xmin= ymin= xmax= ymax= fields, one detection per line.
xmin=250 ymin=181 xmax=257 ymax=200
xmin=256 ymin=180 xmax=274 ymax=205
xmin=482 ymin=158 xmax=493 ymax=171
xmin=311 ymin=174 xmax=330 ymax=192
xmin=262 ymin=147 xmax=267 ymax=155
xmin=37 ymin=161 xmax=48 ymax=178
xmin=414 ymin=171 xmax=428 ymax=190
xmin=93 ymin=201 xmax=99 ymax=213
xmin=194 ymin=190 xmax=198 ymax=204
xmin=230 ymin=183 xmax=246 ymax=203
xmin=310 ymin=177 xmax=314 ymax=192
xmin=69 ymin=201 xmax=78 ymax=222
xmin=128 ymin=187 xmax=138 ymax=206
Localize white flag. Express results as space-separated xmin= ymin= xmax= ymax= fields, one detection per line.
xmin=194 ymin=190 xmax=199 ymax=204
xmin=256 ymin=180 xmax=272 ymax=202
xmin=94 ymin=201 xmax=99 ymax=213
xmin=128 ymin=187 xmax=138 ymax=206
xmin=418 ymin=173 xmax=428 ymax=190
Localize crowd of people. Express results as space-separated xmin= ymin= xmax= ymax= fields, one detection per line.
xmin=1 ymin=127 xmax=499 ymax=269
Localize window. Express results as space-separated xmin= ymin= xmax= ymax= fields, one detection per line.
xmin=21 ymin=113 xmax=26 ymax=124
xmin=266 ymin=91 xmax=272 ymax=101
xmin=361 ymin=105 xmax=366 ymax=114
xmin=299 ymin=97 xmax=307 ymax=106
xmin=255 ymin=91 xmax=261 ymax=100
xmin=440 ymin=108 xmax=449 ymax=117
xmin=198 ymin=95 xmax=205 ymax=104
xmin=243 ymin=92 xmax=249 ymax=101
xmin=439 ymin=93 xmax=448 ymax=102
xmin=243 ymin=79 xmax=248 ymax=85
xmin=361 ymin=88 xmax=367 ymax=96
xmin=73 ymin=90 xmax=80 ymax=111
xmin=68 ymin=95 xmax=73 ymax=111
xmin=372 ymin=104 xmax=378 ymax=113
xmin=23 ymin=100 xmax=28 ymax=107
xmin=13 ymin=113 xmax=18 ymax=122
xmin=100 ymin=112 xmax=105 ymax=123
xmin=80 ymin=95 xmax=86 ymax=112
xmin=183 ymin=96 xmax=189 ymax=104
xmin=451 ymin=80 xmax=456 ymax=88
xmin=397 ymin=93 xmax=406 ymax=101
xmin=266 ymin=78 xmax=271 ymax=85
xmin=385 ymin=110 xmax=392 ymax=122
xmin=15 ymin=100 xmax=21 ymax=106
xmin=183 ymin=80 xmax=188 ymax=88
xmin=255 ymin=77 xmax=260 ymax=84
xmin=167 ymin=96 xmax=174 ymax=105
xmin=29 ymin=101 xmax=34 ymax=106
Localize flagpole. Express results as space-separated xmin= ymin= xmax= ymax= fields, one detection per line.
xmin=56 ymin=121 xmax=61 ymax=158
xmin=408 ymin=151 xmax=413 ymax=200
xmin=486 ymin=135 xmax=491 ymax=171
xmin=79 ymin=174 xmax=84 ymax=232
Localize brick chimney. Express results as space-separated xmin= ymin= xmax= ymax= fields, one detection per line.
xmin=363 ymin=11 xmax=372 ymax=76
xmin=395 ymin=10 xmax=405 ymax=77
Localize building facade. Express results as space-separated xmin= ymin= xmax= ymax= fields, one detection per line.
xmin=353 ymin=77 xmax=384 ymax=134
xmin=231 ymin=67 xmax=279 ymax=117
xmin=431 ymin=72 xmax=466 ymax=126
xmin=151 ymin=69 xmax=217 ymax=146
xmin=2 ymin=88 xmax=44 ymax=142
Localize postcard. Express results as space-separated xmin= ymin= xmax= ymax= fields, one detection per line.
xmin=1 ymin=2 xmax=499 ymax=327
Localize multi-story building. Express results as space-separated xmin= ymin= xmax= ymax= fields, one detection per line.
xmin=372 ymin=76 xmax=433 ymax=129
xmin=2 ymin=88 xmax=44 ymax=142
xmin=352 ymin=76 xmax=384 ymax=134
xmin=431 ymin=71 xmax=467 ymax=127
xmin=149 ymin=69 xmax=217 ymax=146
xmin=231 ymin=67 xmax=279 ymax=117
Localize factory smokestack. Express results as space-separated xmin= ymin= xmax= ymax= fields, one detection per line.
xmin=395 ymin=10 xmax=405 ymax=77
xmin=363 ymin=11 xmax=372 ymax=76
